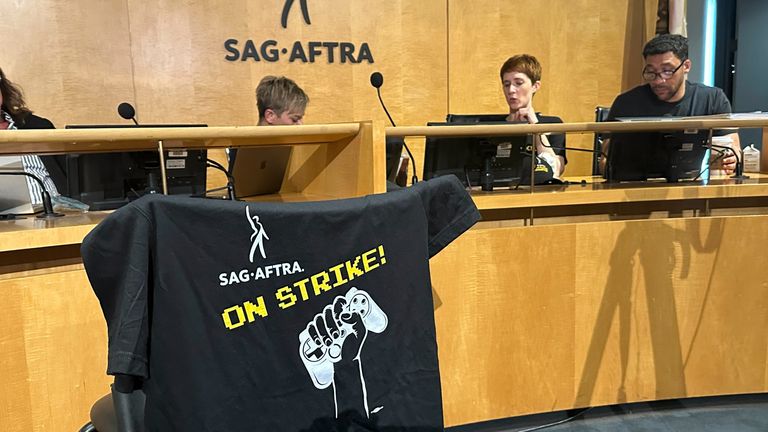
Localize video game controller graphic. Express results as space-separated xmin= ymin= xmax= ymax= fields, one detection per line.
xmin=299 ymin=287 xmax=388 ymax=389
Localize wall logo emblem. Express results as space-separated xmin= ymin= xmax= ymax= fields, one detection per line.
xmin=246 ymin=206 xmax=270 ymax=262
xmin=281 ymin=0 xmax=311 ymax=28
xmin=224 ymin=0 xmax=374 ymax=64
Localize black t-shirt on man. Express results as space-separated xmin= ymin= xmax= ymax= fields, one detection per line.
xmin=82 ymin=176 xmax=480 ymax=431
xmin=607 ymin=81 xmax=732 ymax=120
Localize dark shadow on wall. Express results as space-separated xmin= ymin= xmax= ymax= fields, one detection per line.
xmin=575 ymin=216 xmax=725 ymax=406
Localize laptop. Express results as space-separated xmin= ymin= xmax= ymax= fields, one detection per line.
xmin=0 ymin=156 xmax=39 ymax=215
xmin=229 ymin=146 xmax=292 ymax=198
xmin=605 ymin=129 xmax=710 ymax=182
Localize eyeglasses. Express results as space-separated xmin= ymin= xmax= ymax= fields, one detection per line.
xmin=642 ymin=60 xmax=686 ymax=82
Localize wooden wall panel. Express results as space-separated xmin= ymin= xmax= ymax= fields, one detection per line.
xmin=0 ymin=1 xmax=135 ymax=127
xmin=0 ymin=268 xmax=110 ymax=432
xmin=446 ymin=0 xmax=659 ymax=176
xmin=431 ymin=215 xmax=768 ymax=426
xmin=3 ymin=0 xmax=447 ymax=188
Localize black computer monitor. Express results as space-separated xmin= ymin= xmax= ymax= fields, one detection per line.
xmin=605 ymin=129 xmax=711 ymax=182
xmin=42 ymin=124 xmax=208 ymax=210
xmin=422 ymin=122 xmax=530 ymax=190
xmin=446 ymin=113 xmax=507 ymax=124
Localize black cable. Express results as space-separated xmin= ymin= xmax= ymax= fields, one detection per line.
xmin=205 ymin=158 xmax=236 ymax=200
xmin=691 ymin=147 xmax=726 ymax=182
xmin=539 ymin=138 xmax=608 ymax=182
xmin=206 ymin=158 xmax=228 ymax=174
xmin=514 ymin=407 xmax=593 ymax=432
xmin=541 ymin=140 xmax=608 ymax=160
xmin=709 ymin=142 xmax=748 ymax=179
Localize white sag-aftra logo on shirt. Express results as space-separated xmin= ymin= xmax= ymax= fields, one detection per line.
xmin=246 ymin=206 xmax=270 ymax=262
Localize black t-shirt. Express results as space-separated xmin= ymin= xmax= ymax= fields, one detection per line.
xmin=607 ymin=81 xmax=732 ymax=120
xmin=14 ymin=113 xmax=55 ymax=129
xmin=536 ymin=115 xmax=567 ymax=164
xmin=12 ymin=113 xmax=55 ymax=129
xmin=82 ymin=176 xmax=480 ymax=432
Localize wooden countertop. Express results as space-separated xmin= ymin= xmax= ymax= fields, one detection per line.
xmin=387 ymin=117 xmax=768 ymax=138
xmin=0 ymin=211 xmax=109 ymax=253
xmin=0 ymin=192 xmax=343 ymax=253
xmin=0 ymin=123 xmax=362 ymax=154
xmin=470 ymin=175 xmax=768 ymax=210
xmin=4 ymin=175 xmax=768 ymax=252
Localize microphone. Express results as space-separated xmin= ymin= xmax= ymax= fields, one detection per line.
xmin=370 ymin=72 xmax=383 ymax=89
xmin=370 ymin=71 xmax=418 ymax=185
xmin=0 ymin=171 xmax=64 ymax=218
xmin=118 ymin=102 xmax=139 ymax=126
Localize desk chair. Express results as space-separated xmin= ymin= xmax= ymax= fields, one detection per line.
xmin=79 ymin=376 xmax=145 ymax=432
xmin=593 ymin=106 xmax=611 ymax=175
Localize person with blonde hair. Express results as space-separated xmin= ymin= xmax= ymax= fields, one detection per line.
xmin=256 ymin=75 xmax=309 ymax=125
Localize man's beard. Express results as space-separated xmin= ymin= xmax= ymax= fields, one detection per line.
xmin=651 ymin=81 xmax=682 ymax=101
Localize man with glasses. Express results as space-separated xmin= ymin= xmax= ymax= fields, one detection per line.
xmin=602 ymin=34 xmax=739 ymax=174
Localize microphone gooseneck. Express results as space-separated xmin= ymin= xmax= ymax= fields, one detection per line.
xmin=369 ymin=71 xmax=418 ymax=185
xmin=0 ymin=171 xmax=64 ymax=218
xmin=375 ymin=87 xmax=397 ymax=128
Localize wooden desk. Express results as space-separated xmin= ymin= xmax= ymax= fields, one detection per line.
xmin=0 ymin=123 xmax=383 ymax=431
xmin=388 ymin=119 xmax=768 ymax=426
xmin=1 ymin=211 xmax=110 ymax=432
xmin=430 ymin=176 xmax=768 ymax=426
xmin=0 ymin=122 xmax=385 ymax=199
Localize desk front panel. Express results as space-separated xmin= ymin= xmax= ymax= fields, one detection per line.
xmin=432 ymin=214 xmax=768 ymax=426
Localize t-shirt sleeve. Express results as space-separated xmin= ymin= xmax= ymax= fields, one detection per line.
xmin=416 ymin=176 xmax=481 ymax=258
xmin=711 ymin=88 xmax=734 ymax=136
xmin=606 ymin=94 xmax=626 ymax=121
xmin=81 ymin=203 xmax=153 ymax=378
xmin=540 ymin=115 xmax=567 ymax=163
xmin=712 ymin=88 xmax=733 ymax=114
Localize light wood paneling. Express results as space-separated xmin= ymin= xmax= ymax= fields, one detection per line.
xmin=0 ymin=268 xmax=111 ymax=432
xmin=446 ymin=0 xmax=659 ymax=176
xmin=0 ymin=1 xmax=135 ymax=127
xmin=3 ymin=1 xmax=447 ymax=128
xmin=432 ymin=214 xmax=768 ymax=426
xmin=122 ymin=0 xmax=447 ymax=188
xmin=0 ymin=213 xmax=107 ymax=253
xmin=3 ymin=0 xmax=447 ymax=189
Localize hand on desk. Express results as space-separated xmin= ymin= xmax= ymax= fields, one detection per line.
xmin=720 ymin=151 xmax=738 ymax=174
